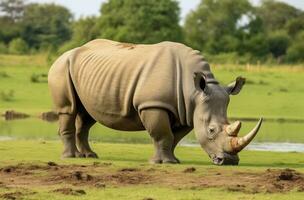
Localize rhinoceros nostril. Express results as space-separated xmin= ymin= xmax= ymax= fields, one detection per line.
xmin=213 ymin=157 xmax=224 ymax=165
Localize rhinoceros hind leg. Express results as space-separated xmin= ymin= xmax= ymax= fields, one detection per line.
xmin=75 ymin=110 xmax=98 ymax=158
xmin=171 ymin=127 xmax=192 ymax=163
xmin=58 ymin=113 xmax=80 ymax=158
xmin=140 ymin=108 xmax=179 ymax=164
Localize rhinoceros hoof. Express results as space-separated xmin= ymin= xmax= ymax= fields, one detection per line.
xmin=85 ymin=152 xmax=99 ymax=158
xmin=76 ymin=152 xmax=99 ymax=158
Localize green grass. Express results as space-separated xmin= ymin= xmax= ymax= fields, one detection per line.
xmin=212 ymin=64 xmax=304 ymax=119
xmin=0 ymin=140 xmax=303 ymax=199
xmin=2 ymin=187 xmax=304 ymax=200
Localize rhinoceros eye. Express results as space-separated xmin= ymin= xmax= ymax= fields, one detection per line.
xmin=207 ymin=126 xmax=217 ymax=140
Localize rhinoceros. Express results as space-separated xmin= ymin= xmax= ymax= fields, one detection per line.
xmin=48 ymin=39 xmax=262 ymax=165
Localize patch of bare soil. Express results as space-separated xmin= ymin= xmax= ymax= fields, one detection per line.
xmin=52 ymin=188 xmax=86 ymax=196
xmin=0 ymin=162 xmax=303 ymax=194
xmin=0 ymin=190 xmax=36 ymax=200
xmin=0 ymin=191 xmax=23 ymax=200
xmin=183 ymin=167 xmax=196 ymax=173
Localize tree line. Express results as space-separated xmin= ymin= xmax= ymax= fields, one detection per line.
xmin=0 ymin=0 xmax=303 ymax=63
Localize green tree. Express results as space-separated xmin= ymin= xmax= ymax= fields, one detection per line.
xmin=242 ymin=33 xmax=269 ymax=58
xmin=286 ymin=31 xmax=304 ymax=63
xmin=257 ymin=0 xmax=303 ymax=32
xmin=0 ymin=42 xmax=7 ymax=53
xmin=8 ymin=37 xmax=28 ymax=54
xmin=184 ymin=0 xmax=252 ymax=53
xmin=59 ymin=17 xmax=100 ymax=53
xmin=0 ymin=16 xmax=21 ymax=43
xmin=97 ymin=0 xmax=183 ymax=44
xmin=267 ymin=31 xmax=290 ymax=59
xmin=0 ymin=0 xmax=25 ymax=44
xmin=285 ymin=17 xmax=304 ymax=37
xmin=21 ymin=3 xmax=72 ymax=50
xmin=0 ymin=0 xmax=25 ymax=21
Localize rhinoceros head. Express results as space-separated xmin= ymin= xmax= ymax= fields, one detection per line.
xmin=192 ymin=73 xmax=262 ymax=165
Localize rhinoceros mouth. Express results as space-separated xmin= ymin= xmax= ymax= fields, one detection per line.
xmin=212 ymin=153 xmax=239 ymax=165
xmin=212 ymin=156 xmax=224 ymax=165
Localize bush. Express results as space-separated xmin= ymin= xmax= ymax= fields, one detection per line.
xmin=8 ymin=38 xmax=29 ymax=54
xmin=30 ymin=73 xmax=48 ymax=83
xmin=0 ymin=90 xmax=15 ymax=101
xmin=267 ymin=31 xmax=290 ymax=58
xmin=285 ymin=31 xmax=304 ymax=63
xmin=0 ymin=42 xmax=8 ymax=54
xmin=286 ymin=43 xmax=304 ymax=63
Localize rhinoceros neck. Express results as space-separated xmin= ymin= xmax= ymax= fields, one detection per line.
xmin=181 ymin=48 xmax=218 ymax=126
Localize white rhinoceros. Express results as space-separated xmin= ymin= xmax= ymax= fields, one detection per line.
xmin=48 ymin=39 xmax=262 ymax=165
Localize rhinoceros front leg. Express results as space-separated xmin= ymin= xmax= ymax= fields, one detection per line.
xmin=75 ymin=112 xmax=98 ymax=158
xmin=140 ymin=108 xmax=179 ymax=164
xmin=58 ymin=113 xmax=80 ymax=158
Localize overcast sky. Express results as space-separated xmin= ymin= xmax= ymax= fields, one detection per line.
xmin=29 ymin=0 xmax=304 ymax=20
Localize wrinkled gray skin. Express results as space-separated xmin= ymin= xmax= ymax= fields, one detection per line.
xmin=48 ymin=39 xmax=262 ymax=165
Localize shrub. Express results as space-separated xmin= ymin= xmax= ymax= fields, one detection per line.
xmin=8 ymin=38 xmax=29 ymax=54
xmin=0 ymin=42 xmax=8 ymax=54
xmin=285 ymin=31 xmax=304 ymax=63
xmin=0 ymin=90 xmax=15 ymax=101
xmin=267 ymin=31 xmax=290 ymax=58
xmin=30 ymin=73 xmax=48 ymax=83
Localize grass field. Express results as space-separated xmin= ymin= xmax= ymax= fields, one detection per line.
xmin=0 ymin=140 xmax=303 ymax=200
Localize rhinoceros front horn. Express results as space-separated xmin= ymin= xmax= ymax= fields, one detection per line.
xmin=230 ymin=118 xmax=263 ymax=153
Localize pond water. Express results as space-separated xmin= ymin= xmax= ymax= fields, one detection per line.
xmin=0 ymin=118 xmax=304 ymax=152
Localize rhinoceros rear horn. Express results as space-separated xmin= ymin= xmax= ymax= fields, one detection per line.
xmin=230 ymin=118 xmax=263 ymax=152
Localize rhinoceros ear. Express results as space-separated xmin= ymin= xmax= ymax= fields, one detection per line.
xmin=225 ymin=76 xmax=246 ymax=95
xmin=194 ymin=72 xmax=206 ymax=92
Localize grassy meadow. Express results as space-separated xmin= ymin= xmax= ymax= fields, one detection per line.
xmin=0 ymin=140 xmax=304 ymax=200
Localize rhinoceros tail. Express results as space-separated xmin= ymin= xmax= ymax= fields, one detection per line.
xmin=48 ymin=50 xmax=78 ymax=115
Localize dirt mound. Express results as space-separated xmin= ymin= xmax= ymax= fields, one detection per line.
xmin=0 ymin=163 xmax=303 ymax=194
xmin=119 ymin=168 xmax=139 ymax=172
xmin=262 ymin=168 xmax=304 ymax=193
xmin=0 ymin=192 xmax=23 ymax=200
xmin=183 ymin=167 xmax=196 ymax=173
xmin=0 ymin=190 xmax=36 ymax=200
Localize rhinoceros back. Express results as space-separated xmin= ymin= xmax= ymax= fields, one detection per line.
xmin=67 ymin=39 xmax=216 ymax=130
